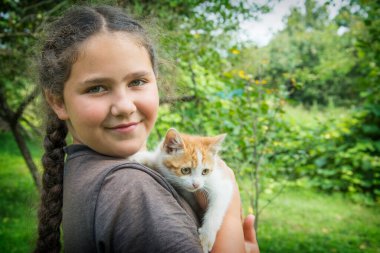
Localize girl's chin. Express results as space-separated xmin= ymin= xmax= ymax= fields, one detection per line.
xmin=93 ymin=145 xmax=140 ymax=158
xmin=118 ymin=143 xmax=146 ymax=157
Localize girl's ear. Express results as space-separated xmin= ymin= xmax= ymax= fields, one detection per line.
xmin=44 ymin=90 xmax=69 ymax=120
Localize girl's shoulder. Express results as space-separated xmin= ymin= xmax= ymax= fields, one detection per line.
xmin=64 ymin=144 xmax=175 ymax=194
xmin=63 ymin=144 xmax=202 ymax=252
xmin=63 ymin=144 xmax=198 ymax=222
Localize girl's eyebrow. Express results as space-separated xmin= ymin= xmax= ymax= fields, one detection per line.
xmin=82 ymin=71 xmax=151 ymax=85
xmin=82 ymin=77 xmax=114 ymax=85
xmin=123 ymin=71 xmax=151 ymax=81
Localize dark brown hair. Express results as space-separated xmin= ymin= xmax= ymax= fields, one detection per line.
xmin=35 ymin=5 xmax=157 ymax=252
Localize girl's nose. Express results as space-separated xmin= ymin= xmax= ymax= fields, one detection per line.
xmin=110 ymin=94 xmax=136 ymax=116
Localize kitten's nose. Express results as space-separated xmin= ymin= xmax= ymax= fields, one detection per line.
xmin=192 ymin=182 xmax=200 ymax=189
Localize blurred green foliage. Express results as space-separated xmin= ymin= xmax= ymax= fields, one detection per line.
xmin=0 ymin=0 xmax=379 ymax=226
xmin=145 ymin=0 xmax=380 ymax=204
xmin=264 ymin=105 xmax=380 ymax=203
xmin=1 ymin=0 xmax=380 ymax=250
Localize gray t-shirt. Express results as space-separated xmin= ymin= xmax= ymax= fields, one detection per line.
xmin=62 ymin=144 xmax=203 ymax=253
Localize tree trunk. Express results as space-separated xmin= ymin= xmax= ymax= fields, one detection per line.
xmin=10 ymin=123 xmax=41 ymax=192
xmin=0 ymin=86 xmax=41 ymax=192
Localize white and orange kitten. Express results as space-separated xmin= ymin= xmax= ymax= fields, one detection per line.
xmin=129 ymin=128 xmax=233 ymax=253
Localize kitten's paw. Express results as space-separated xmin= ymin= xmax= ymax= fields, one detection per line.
xmin=198 ymin=227 xmax=216 ymax=253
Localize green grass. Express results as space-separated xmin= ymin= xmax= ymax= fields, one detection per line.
xmin=0 ymin=132 xmax=39 ymax=253
xmin=256 ymin=188 xmax=380 ymax=253
xmin=0 ymin=131 xmax=379 ymax=252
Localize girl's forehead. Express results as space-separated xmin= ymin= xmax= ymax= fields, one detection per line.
xmin=79 ymin=31 xmax=144 ymax=54
xmin=66 ymin=31 xmax=154 ymax=84
xmin=73 ymin=31 xmax=151 ymax=67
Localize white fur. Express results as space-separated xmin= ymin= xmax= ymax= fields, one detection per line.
xmin=130 ymin=143 xmax=233 ymax=253
xmin=194 ymin=165 xmax=233 ymax=253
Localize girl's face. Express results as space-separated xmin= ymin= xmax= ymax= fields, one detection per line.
xmin=51 ymin=31 xmax=159 ymax=157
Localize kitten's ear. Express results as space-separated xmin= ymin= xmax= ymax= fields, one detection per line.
xmin=209 ymin=133 xmax=226 ymax=155
xmin=163 ymin=128 xmax=184 ymax=154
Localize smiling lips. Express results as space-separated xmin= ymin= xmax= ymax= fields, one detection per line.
xmin=108 ymin=121 xmax=140 ymax=133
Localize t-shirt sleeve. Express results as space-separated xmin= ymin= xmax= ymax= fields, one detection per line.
xmin=94 ymin=168 xmax=203 ymax=253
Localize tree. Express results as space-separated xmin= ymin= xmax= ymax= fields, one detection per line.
xmin=261 ymin=0 xmax=360 ymax=106
xmin=0 ymin=0 xmax=71 ymax=190
xmin=234 ymin=0 xmax=380 ymax=202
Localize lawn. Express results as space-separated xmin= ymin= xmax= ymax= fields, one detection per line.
xmin=0 ymin=132 xmax=39 ymax=253
xmin=0 ymin=132 xmax=379 ymax=252
xmin=257 ymin=188 xmax=380 ymax=252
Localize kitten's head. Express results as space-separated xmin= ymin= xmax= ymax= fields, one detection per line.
xmin=159 ymin=128 xmax=226 ymax=192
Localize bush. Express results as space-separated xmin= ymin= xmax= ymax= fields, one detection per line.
xmin=268 ymin=105 xmax=380 ymax=203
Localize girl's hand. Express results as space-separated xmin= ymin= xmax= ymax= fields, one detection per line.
xmin=194 ymin=189 xmax=208 ymax=211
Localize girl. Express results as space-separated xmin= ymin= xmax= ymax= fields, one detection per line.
xmin=34 ymin=5 xmax=259 ymax=253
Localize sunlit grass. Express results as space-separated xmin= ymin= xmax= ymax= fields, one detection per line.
xmin=257 ymin=188 xmax=380 ymax=253
xmin=0 ymin=155 xmax=38 ymax=252
xmin=0 ymin=132 xmax=40 ymax=253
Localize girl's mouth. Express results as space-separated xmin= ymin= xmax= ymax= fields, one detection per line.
xmin=108 ymin=122 xmax=140 ymax=133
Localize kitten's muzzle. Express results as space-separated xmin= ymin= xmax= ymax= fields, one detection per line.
xmin=192 ymin=182 xmax=200 ymax=189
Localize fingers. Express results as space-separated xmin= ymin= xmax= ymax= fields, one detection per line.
xmin=243 ymin=214 xmax=257 ymax=243
xmin=243 ymin=215 xmax=260 ymax=253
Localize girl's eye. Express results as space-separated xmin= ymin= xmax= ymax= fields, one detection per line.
xmin=202 ymin=169 xmax=210 ymax=175
xmin=181 ymin=167 xmax=191 ymax=175
xmin=86 ymin=86 xmax=106 ymax=93
xmin=129 ymin=79 xmax=146 ymax=87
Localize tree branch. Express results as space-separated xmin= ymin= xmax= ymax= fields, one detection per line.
xmin=258 ymin=184 xmax=286 ymax=216
xmin=188 ymin=63 xmax=201 ymax=107
xmin=20 ymin=116 xmax=43 ymax=137
xmin=160 ymin=95 xmax=196 ymax=104
xmin=14 ymin=86 xmax=39 ymax=121
xmin=0 ymin=32 xmax=37 ymax=38
xmin=0 ymin=88 xmax=14 ymax=122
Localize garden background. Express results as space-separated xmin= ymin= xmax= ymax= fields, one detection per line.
xmin=0 ymin=0 xmax=379 ymax=252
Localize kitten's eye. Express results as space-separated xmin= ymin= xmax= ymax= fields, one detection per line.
xmin=181 ymin=167 xmax=191 ymax=175
xmin=129 ymin=79 xmax=146 ymax=87
xmin=202 ymin=168 xmax=210 ymax=175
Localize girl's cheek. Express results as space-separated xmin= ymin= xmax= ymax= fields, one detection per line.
xmin=139 ymin=100 xmax=158 ymax=121
xmin=140 ymin=89 xmax=159 ymax=118
xmin=80 ymin=103 xmax=109 ymax=123
xmin=151 ymin=99 xmax=160 ymax=120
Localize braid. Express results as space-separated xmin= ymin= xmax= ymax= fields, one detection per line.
xmin=35 ymin=110 xmax=68 ymax=253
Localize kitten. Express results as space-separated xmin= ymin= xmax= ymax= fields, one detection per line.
xmin=129 ymin=128 xmax=233 ymax=253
